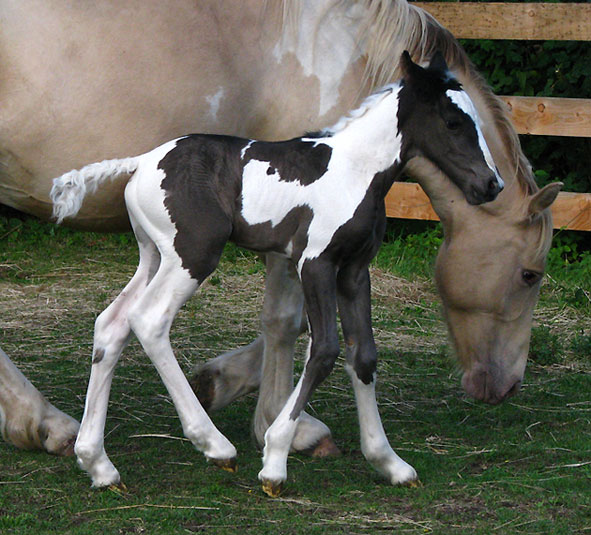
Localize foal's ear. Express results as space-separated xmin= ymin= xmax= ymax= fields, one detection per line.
xmin=528 ymin=182 xmax=563 ymax=216
xmin=428 ymin=51 xmax=449 ymax=74
xmin=400 ymin=51 xmax=423 ymax=81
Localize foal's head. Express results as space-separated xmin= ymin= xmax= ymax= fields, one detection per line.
xmin=398 ymin=52 xmax=503 ymax=206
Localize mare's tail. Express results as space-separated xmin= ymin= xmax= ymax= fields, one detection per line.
xmin=50 ymin=157 xmax=141 ymax=224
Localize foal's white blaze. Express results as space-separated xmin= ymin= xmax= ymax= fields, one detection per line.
xmin=446 ymin=90 xmax=504 ymax=188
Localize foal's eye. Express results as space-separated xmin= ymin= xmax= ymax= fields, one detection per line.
xmin=445 ymin=119 xmax=462 ymax=131
xmin=521 ymin=270 xmax=542 ymax=287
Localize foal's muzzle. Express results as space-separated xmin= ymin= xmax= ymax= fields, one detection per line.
xmin=467 ymin=173 xmax=504 ymax=205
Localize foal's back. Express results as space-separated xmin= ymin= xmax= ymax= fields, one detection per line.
xmin=129 ymin=132 xmax=388 ymax=280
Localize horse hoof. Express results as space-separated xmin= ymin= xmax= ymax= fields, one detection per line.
xmin=261 ymin=479 xmax=283 ymax=498
xmin=58 ymin=436 xmax=77 ymax=457
xmin=308 ymin=435 xmax=341 ymax=458
xmin=209 ymin=457 xmax=238 ymax=473
xmin=189 ymin=368 xmax=216 ymax=412
xmin=108 ymin=481 xmax=128 ymax=494
xmin=403 ymin=478 xmax=422 ymax=489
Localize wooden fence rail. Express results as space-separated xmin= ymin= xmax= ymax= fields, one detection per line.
xmin=386 ymin=2 xmax=591 ymax=231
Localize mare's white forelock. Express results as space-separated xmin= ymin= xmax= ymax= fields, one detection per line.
xmin=446 ymin=89 xmax=504 ymax=187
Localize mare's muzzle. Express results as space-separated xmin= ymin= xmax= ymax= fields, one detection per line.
xmin=461 ymin=367 xmax=522 ymax=405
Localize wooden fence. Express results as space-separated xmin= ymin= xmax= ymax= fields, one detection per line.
xmin=385 ymin=2 xmax=591 ymax=231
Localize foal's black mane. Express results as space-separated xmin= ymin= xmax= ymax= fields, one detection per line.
xmin=304 ymin=130 xmax=332 ymax=139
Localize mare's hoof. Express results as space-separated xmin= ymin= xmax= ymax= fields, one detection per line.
xmin=58 ymin=436 xmax=77 ymax=457
xmin=261 ymin=479 xmax=283 ymax=498
xmin=189 ymin=368 xmax=216 ymax=412
xmin=209 ymin=457 xmax=238 ymax=473
xmin=307 ymin=436 xmax=341 ymax=458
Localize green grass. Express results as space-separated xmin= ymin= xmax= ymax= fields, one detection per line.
xmin=1 ymin=214 xmax=590 ymax=534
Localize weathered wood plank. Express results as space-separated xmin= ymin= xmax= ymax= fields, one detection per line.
xmin=413 ymin=2 xmax=591 ymax=41
xmin=385 ymin=182 xmax=591 ymax=231
xmin=500 ymin=96 xmax=591 ymax=138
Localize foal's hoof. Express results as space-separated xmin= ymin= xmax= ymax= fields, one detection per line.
xmin=306 ymin=436 xmax=341 ymax=458
xmin=403 ymin=478 xmax=423 ymax=489
xmin=108 ymin=481 xmax=128 ymax=494
xmin=261 ymin=479 xmax=283 ymax=498
xmin=209 ymin=457 xmax=238 ymax=473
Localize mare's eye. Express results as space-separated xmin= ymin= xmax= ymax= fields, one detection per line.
xmin=521 ymin=270 xmax=542 ymax=287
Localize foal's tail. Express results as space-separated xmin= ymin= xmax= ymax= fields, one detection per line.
xmin=50 ymin=157 xmax=141 ymax=224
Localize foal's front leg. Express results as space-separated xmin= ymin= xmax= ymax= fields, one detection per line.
xmin=337 ymin=266 xmax=418 ymax=486
xmin=258 ymin=260 xmax=340 ymax=496
xmin=191 ymin=253 xmax=338 ymax=456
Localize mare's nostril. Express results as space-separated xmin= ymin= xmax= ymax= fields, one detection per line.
xmin=488 ymin=177 xmax=499 ymax=192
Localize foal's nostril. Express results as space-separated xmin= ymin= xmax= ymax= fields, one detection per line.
xmin=488 ymin=177 xmax=499 ymax=192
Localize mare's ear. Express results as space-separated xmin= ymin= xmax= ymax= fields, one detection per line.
xmin=428 ymin=51 xmax=449 ymax=74
xmin=528 ymin=182 xmax=562 ymax=216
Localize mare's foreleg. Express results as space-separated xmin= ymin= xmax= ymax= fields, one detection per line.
xmin=337 ymin=266 xmax=417 ymax=486
xmin=258 ymin=260 xmax=340 ymax=496
xmin=255 ymin=254 xmax=336 ymax=455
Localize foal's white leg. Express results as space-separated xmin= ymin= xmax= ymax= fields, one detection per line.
xmin=75 ymin=224 xmax=158 ymax=487
xmin=128 ymin=258 xmax=236 ymax=469
xmin=345 ymin=364 xmax=418 ymax=485
xmin=258 ymin=341 xmax=312 ymax=496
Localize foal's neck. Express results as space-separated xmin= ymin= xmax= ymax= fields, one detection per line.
xmin=326 ymin=85 xmax=404 ymax=178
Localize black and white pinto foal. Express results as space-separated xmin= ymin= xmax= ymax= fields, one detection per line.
xmin=51 ymin=52 xmax=502 ymax=496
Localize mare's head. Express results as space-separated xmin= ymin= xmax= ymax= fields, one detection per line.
xmin=430 ymin=180 xmax=561 ymax=404
xmin=398 ymin=51 xmax=503 ymax=206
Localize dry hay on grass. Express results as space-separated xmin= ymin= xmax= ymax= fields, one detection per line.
xmin=0 ymin=258 xmax=450 ymax=415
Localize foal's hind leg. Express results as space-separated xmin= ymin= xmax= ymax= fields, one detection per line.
xmin=128 ymin=253 xmax=237 ymax=470
xmin=75 ymin=223 xmax=158 ymax=487
xmin=337 ymin=266 xmax=418 ymax=486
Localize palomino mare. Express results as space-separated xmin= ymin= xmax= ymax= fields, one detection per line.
xmin=50 ymin=53 xmax=503 ymax=493
xmin=0 ymin=0 xmax=559 ymax=458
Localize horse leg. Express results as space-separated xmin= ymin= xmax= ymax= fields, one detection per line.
xmin=128 ymin=253 xmax=237 ymax=472
xmin=337 ymin=266 xmax=418 ymax=486
xmin=189 ymin=338 xmax=264 ymax=412
xmin=258 ymin=260 xmax=340 ymax=496
xmin=74 ymin=223 xmax=158 ymax=487
xmin=255 ymin=254 xmax=338 ymax=456
xmin=0 ymin=346 xmax=79 ymax=455
xmin=189 ymin=254 xmax=300 ymax=412
xmin=192 ymin=254 xmax=338 ymax=456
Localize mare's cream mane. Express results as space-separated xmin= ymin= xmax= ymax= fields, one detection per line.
xmin=276 ymin=0 xmax=551 ymax=257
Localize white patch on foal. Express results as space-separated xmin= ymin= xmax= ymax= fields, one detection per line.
xmin=241 ymin=88 xmax=402 ymax=273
